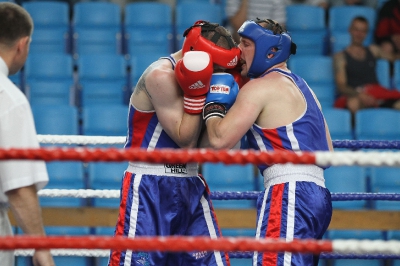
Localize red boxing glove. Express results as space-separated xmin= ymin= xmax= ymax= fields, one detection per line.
xmin=175 ymin=51 xmax=213 ymax=114
xmin=226 ymin=63 xmax=250 ymax=89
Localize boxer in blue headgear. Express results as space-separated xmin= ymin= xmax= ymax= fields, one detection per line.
xmin=237 ymin=19 xmax=297 ymax=78
xmin=202 ymin=18 xmax=334 ymax=266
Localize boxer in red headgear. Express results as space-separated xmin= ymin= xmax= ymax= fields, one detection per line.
xmin=108 ymin=20 xmax=239 ymax=266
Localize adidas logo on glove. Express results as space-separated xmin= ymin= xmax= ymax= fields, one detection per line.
xmin=189 ymin=81 xmax=205 ymax=89
xmin=227 ymin=56 xmax=238 ymax=67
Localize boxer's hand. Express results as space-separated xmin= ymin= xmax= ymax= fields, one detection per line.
xmin=203 ymin=73 xmax=239 ymax=122
xmin=175 ymin=51 xmax=213 ymax=114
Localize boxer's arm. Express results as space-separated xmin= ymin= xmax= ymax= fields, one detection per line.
xmin=145 ymin=68 xmax=203 ymax=149
xmin=206 ymin=83 xmax=261 ymax=149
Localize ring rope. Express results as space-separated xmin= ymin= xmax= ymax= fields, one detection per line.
xmin=37 ymin=189 xmax=400 ymax=201
xmin=2 ymin=236 xmax=400 ymax=255
xmin=0 ymin=148 xmax=400 ymax=166
xmin=37 ymin=135 xmax=400 ymax=150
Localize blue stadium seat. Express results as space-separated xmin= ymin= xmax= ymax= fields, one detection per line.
xmin=370 ymin=167 xmax=400 ymax=210
xmin=72 ymin=2 xmax=122 ymax=56
xmin=355 ymin=109 xmax=400 ymax=140
xmin=77 ymin=54 xmax=127 ymax=106
xmin=73 ymin=28 xmax=122 ymax=56
xmin=175 ymin=2 xmax=222 ymax=49
xmin=23 ymin=1 xmax=70 ymax=53
xmin=394 ymin=60 xmax=400 ymax=91
xmin=230 ymin=258 xmax=253 ymax=266
xmin=286 ymin=5 xmax=326 ymax=31
xmin=201 ymin=163 xmax=256 ymax=209
xmin=45 ymin=226 xmax=91 ymax=266
xmin=289 ymin=31 xmax=328 ymax=56
xmin=87 ymin=162 xmax=127 ymax=207
xmin=124 ymin=2 xmax=173 ymax=56
xmin=286 ymin=5 xmax=328 ymax=55
xmin=129 ymin=52 xmax=165 ymax=91
xmin=40 ymin=162 xmax=85 ymax=207
xmin=322 ymin=108 xmax=353 ymax=140
xmin=376 ymin=59 xmax=391 ymax=89
xmin=26 ymin=80 xmax=73 ymax=106
xmin=24 ymin=53 xmax=75 ymax=103
xmin=288 ymin=55 xmax=335 ymax=108
xmin=24 ymin=53 xmax=74 ymax=81
xmin=82 ymin=105 xmax=128 ymax=137
xmin=324 ymin=166 xmax=368 ymax=209
xmin=73 ymin=2 xmax=121 ymax=28
xmin=31 ymin=28 xmax=70 ymax=54
xmin=31 ymin=105 xmax=79 ymax=135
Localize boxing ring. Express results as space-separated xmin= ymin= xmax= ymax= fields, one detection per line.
xmin=3 ymin=135 xmax=400 ymax=263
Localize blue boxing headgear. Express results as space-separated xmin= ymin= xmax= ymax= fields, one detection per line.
xmin=238 ymin=20 xmax=296 ymax=78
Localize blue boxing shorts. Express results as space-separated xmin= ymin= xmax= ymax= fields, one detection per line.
xmin=108 ymin=162 xmax=230 ymax=266
xmin=254 ymin=164 xmax=332 ymax=266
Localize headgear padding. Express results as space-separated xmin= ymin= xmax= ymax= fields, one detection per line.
xmin=238 ymin=20 xmax=294 ymax=78
xmin=182 ymin=20 xmax=240 ymax=69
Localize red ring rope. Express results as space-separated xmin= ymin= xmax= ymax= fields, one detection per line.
xmin=0 ymin=148 xmax=316 ymax=164
xmin=0 ymin=236 xmax=332 ymax=254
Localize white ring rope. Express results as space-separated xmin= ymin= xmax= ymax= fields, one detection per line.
xmin=37 ymin=135 xmax=125 ymax=145
xmin=315 ymin=151 xmax=400 ymax=167
xmin=13 ymin=240 xmax=400 ymax=257
xmin=38 ymin=189 xmax=119 ymax=198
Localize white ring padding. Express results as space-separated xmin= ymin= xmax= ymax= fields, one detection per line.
xmin=37 ymin=135 xmax=126 ymax=145
xmin=183 ymin=51 xmax=210 ymax=72
xmin=316 ymin=151 xmax=400 ymax=167
xmin=333 ymin=240 xmax=400 ymax=255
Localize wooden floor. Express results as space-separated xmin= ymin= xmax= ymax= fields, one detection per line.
xmin=9 ymin=208 xmax=400 ymax=230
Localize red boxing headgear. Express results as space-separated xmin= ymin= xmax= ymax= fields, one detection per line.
xmin=182 ymin=21 xmax=240 ymax=69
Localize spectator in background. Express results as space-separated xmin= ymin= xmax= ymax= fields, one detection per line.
xmin=225 ymin=0 xmax=290 ymax=43
xmin=333 ymin=16 xmax=400 ymax=121
xmin=374 ymin=0 xmax=400 ymax=63
xmin=0 ymin=2 xmax=55 ymax=266
xmin=328 ymin=0 xmax=377 ymax=8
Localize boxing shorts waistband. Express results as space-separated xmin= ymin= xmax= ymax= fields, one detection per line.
xmin=127 ymin=162 xmax=199 ymax=177
xmin=262 ymin=164 xmax=325 ymax=188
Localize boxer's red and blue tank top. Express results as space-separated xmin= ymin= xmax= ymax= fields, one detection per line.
xmin=245 ymin=68 xmax=330 ymax=173
xmin=124 ymin=55 xmax=180 ymax=150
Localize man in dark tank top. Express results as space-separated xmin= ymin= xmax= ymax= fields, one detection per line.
xmin=333 ymin=16 xmax=400 ymax=119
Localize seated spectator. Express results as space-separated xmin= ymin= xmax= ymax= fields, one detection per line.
xmin=375 ymin=0 xmax=400 ymax=62
xmin=225 ymin=0 xmax=289 ymax=43
xmin=333 ymin=16 xmax=400 ymax=119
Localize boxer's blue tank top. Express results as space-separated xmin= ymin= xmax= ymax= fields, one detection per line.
xmin=245 ymin=68 xmax=330 ymax=173
xmin=124 ymin=55 xmax=180 ymax=150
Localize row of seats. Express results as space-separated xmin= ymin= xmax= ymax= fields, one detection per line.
xmin=30 ymin=102 xmax=400 ymax=141
xmin=22 ymin=1 xmax=222 ymax=56
xmin=10 ymin=52 xmax=165 ymax=106
xmin=9 ymin=53 xmax=400 ymax=108
xmin=286 ymin=5 xmax=377 ymax=55
xmin=22 ymin=1 xmax=381 ymax=56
